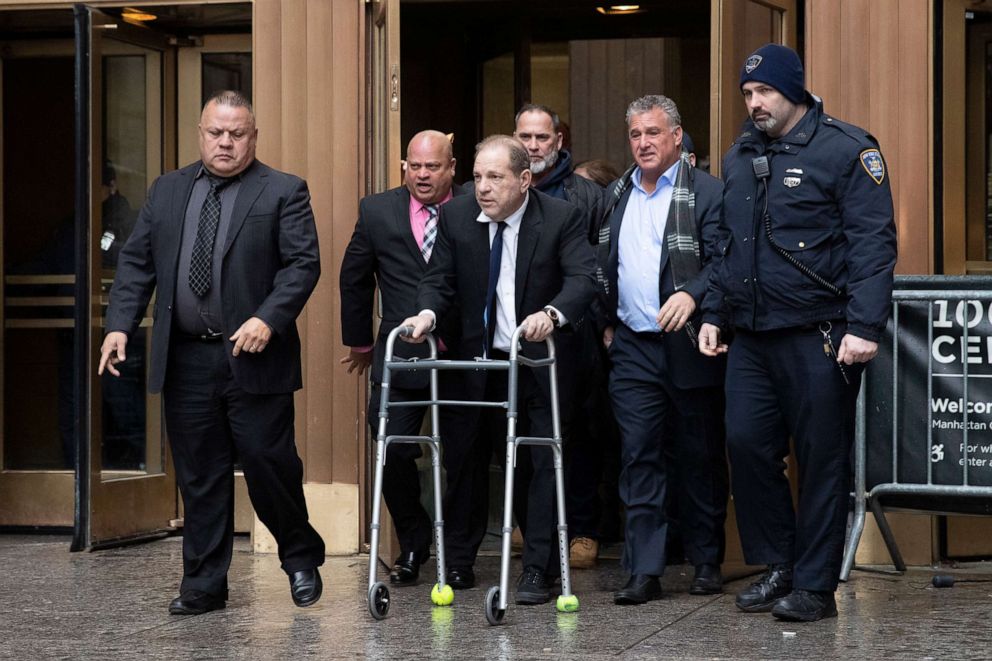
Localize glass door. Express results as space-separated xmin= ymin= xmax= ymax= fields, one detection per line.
xmin=0 ymin=38 xmax=77 ymax=529
xmin=77 ymin=6 xmax=177 ymax=548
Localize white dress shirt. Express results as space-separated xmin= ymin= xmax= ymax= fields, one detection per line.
xmin=478 ymin=194 xmax=529 ymax=352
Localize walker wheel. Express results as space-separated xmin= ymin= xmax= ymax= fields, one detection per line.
xmin=484 ymin=585 xmax=506 ymax=625
xmin=368 ymin=582 xmax=390 ymax=620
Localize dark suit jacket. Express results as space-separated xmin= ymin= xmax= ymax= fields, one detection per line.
xmin=602 ymin=165 xmax=726 ymax=389
xmin=416 ymin=189 xmax=597 ymax=399
xmin=339 ymin=184 xmax=466 ymax=389
xmin=105 ymin=160 xmax=321 ymax=395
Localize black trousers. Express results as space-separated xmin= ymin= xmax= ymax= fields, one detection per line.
xmin=164 ymin=336 xmax=325 ymax=597
xmin=443 ymin=364 xmax=559 ymax=575
xmin=563 ymin=378 xmax=617 ymax=540
xmin=725 ymin=325 xmax=862 ymax=593
xmin=368 ymin=383 xmax=434 ymax=556
xmin=608 ymin=324 xmax=728 ymax=576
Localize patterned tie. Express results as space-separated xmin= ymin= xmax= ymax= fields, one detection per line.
xmin=483 ymin=221 xmax=507 ymax=358
xmin=421 ymin=204 xmax=439 ymax=262
xmin=189 ymin=175 xmax=232 ymax=297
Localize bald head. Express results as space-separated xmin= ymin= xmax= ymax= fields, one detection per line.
xmin=407 ymin=130 xmax=453 ymax=161
xmin=404 ymin=130 xmax=456 ymax=204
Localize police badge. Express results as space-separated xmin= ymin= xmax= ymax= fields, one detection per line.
xmin=745 ymin=54 xmax=763 ymax=73
xmin=859 ymin=148 xmax=886 ymax=185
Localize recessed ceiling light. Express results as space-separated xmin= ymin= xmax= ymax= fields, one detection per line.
xmin=121 ymin=7 xmax=157 ymax=23
xmin=596 ymin=5 xmax=643 ymax=15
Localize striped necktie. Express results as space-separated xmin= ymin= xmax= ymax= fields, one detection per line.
xmin=421 ymin=204 xmax=439 ymax=262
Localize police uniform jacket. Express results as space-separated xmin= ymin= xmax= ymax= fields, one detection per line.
xmin=702 ymin=95 xmax=897 ymax=342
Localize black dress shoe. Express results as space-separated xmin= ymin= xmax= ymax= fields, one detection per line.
xmin=168 ymin=590 xmax=226 ymax=615
xmin=771 ymin=589 xmax=837 ymax=622
xmin=389 ymin=549 xmax=429 ymax=586
xmin=614 ymin=574 xmax=662 ymax=605
xmin=445 ymin=566 xmax=475 ymax=590
xmin=689 ymin=563 xmax=723 ymax=595
xmin=735 ymin=563 xmax=793 ymax=612
xmin=515 ymin=568 xmax=553 ymax=605
xmin=289 ymin=568 xmax=323 ymax=607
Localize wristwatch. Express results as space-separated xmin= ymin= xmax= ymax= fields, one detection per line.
xmin=543 ymin=306 xmax=561 ymax=328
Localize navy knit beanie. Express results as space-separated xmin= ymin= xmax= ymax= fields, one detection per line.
xmin=739 ymin=43 xmax=805 ymax=104
xmin=681 ymin=132 xmax=695 ymax=154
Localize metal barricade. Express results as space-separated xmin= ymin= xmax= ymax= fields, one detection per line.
xmin=841 ymin=277 xmax=992 ymax=580
xmin=366 ymin=323 xmax=577 ymax=624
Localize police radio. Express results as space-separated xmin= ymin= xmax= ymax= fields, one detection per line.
xmin=751 ymin=156 xmax=771 ymax=181
xmin=750 ymin=153 xmax=841 ymax=298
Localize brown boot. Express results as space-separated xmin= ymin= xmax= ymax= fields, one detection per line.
xmin=569 ymin=537 xmax=599 ymax=569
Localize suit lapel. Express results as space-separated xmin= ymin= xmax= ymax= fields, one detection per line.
xmin=164 ymin=164 xmax=200 ymax=281
xmin=514 ymin=195 xmax=541 ymax=318
xmin=222 ymin=161 xmax=268 ymax=258
xmin=393 ymin=188 xmax=425 ymax=268
xmin=469 ymin=206 xmax=491 ymax=302
xmin=609 ymin=188 xmax=632 ymax=280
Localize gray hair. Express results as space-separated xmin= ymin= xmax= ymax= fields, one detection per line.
xmin=203 ymin=90 xmax=254 ymax=121
xmin=625 ymin=94 xmax=681 ymax=128
xmin=515 ymin=103 xmax=560 ymax=132
xmin=475 ymin=135 xmax=530 ymax=176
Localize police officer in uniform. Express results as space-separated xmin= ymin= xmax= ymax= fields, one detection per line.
xmin=698 ymin=44 xmax=897 ymax=622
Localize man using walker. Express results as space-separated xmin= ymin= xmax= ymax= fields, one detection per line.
xmin=401 ymin=135 xmax=596 ymax=614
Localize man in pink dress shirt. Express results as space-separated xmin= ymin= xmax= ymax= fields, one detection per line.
xmin=340 ymin=131 xmax=465 ymax=586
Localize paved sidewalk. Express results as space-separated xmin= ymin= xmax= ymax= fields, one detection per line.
xmin=2 ymin=534 xmax=990 ymax=660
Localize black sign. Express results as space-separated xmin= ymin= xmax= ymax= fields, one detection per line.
xmin=865 ymin=277 xmax=992 ymax=514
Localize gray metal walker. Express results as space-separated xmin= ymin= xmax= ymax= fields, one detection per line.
xmin=366 ymin=324 xmax=579 ymax=624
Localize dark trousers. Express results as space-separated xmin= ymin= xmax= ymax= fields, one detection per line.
xmin=369 ymin=383 xmax=433 ymax=556
xmin=565 ymin=380 xmax=621 ymax=539
xmin=443 ymin=364 xmax=559 ymax=575
xmin=563 ymin=325 xmax=614 ymax=540
xmin=164 ymin=337 xmax=325 ymax=597
xmin=724 ymin=326 xmax=862 ymax=593
xmin=609 ymin=324 xmax=728 ymax=576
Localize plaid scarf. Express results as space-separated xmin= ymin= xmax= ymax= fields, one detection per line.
xmin=596 ymin=150 xmax=700 ymax=297
xmin=664 ymin=150 xmax=701 ymax=291
xmin=595 ymin=164 xmax=636 ymax=298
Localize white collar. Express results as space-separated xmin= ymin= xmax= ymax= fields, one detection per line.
xmin=632 ymin=159 xmax=681 ymax=193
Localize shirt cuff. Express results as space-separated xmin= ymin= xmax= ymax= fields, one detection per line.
xmin=349 ymin=345 xmax=373 ymax=353
xmin=418 ymin=310 xmax=437 ymax=331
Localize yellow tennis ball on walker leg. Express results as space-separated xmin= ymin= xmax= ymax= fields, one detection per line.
xmin=431 ymin=583 xmax=454 ymax=606
xmin=556 ymin=594 xmax=579 ymax=612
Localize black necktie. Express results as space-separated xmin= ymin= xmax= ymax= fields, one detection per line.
xmin=189 ymin=175 xmax=232 ymax=297
xmin=483 ymin=222 xmax=507 ymax=358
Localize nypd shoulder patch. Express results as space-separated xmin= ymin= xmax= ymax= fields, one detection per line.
xmin=859 ymin=149 xmax=885 ymax=185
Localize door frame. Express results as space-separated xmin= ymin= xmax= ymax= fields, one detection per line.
xmin=944 ymin=0 xmax=992 ymax=274
xmin=709 ymin=0 xmax=798 ymax=178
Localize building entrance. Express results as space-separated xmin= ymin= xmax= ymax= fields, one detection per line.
xmin=0 ymin=3 xmax=252 ymax=549
xmin=358 ymin=0 xmax=797 ymax=558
